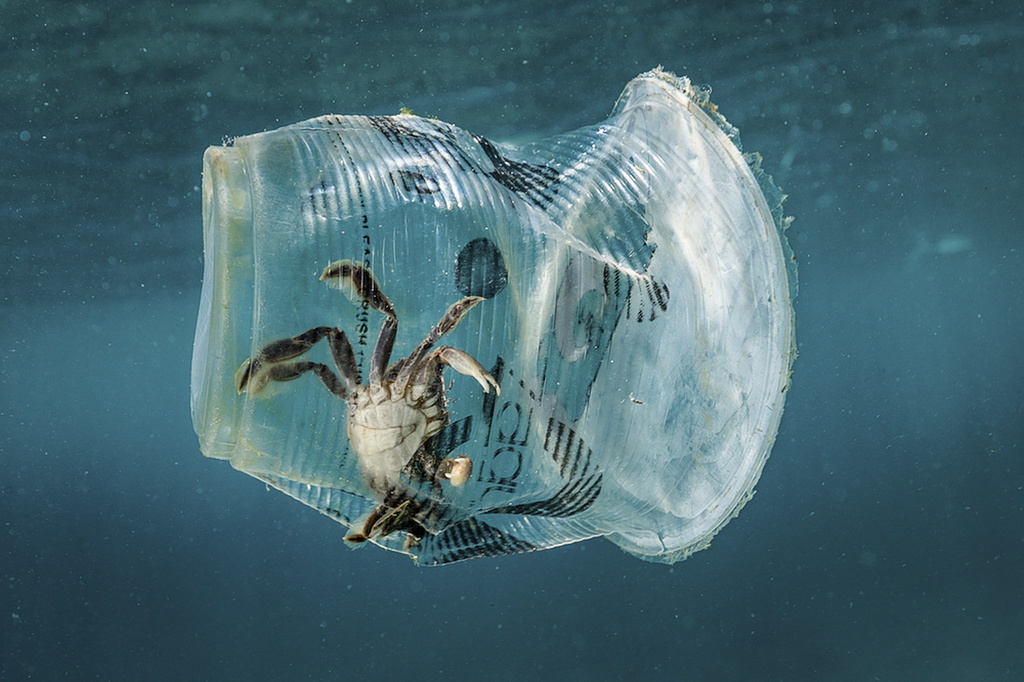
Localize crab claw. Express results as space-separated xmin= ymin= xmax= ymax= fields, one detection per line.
xmin=437 ymin=347 xmax=501 ymax=396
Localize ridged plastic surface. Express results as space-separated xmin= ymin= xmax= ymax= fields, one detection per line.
xmin=192 ymin=69 xmax=796 ymax=565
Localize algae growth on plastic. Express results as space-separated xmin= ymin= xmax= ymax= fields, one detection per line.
xmin=191 ymin=68 xmax=797 ymax=565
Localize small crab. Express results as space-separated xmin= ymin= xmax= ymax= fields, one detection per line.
xmin=236 ymin=260 xmax=499 ymax=547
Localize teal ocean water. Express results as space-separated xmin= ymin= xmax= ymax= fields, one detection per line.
xmin=3 ymin=1 xmax=1021 ymax=678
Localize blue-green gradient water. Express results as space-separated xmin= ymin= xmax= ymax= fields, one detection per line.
xmin=3 ymin=1 xmax=1022 ymax=679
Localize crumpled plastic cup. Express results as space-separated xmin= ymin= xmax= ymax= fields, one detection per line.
xmin=192 ymin=68 xmax=796 ymax=565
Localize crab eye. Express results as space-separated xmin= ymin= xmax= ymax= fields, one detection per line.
xmin=194 ymin=68 xmax=796 ymax=566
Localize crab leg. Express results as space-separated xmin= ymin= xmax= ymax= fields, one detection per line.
xmin=369 ymin=316 xmax=398 ymax=385
xmin=328 ymin=327 xmax=360 ymax=393
xmin=401 ymin=296 xmax=485 ymax=372
xmin=236 ymin=326 xmax=359 ymax=397
xmin=237 ymin=326 xmax=334 ymax=392
xmin=319 ymin=260 xmax=395 ymax=317
xmin=320 ymin=259 xmax=399 ymax=383
xmin=259 ymin=360 xmax=353 ymax=399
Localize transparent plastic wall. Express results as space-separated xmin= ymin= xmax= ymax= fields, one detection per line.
xmin=191 ymin=69 xmax=796 ymax=565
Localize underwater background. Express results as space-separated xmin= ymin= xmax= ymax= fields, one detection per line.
xmin=2 ymin=0 xmax=1022 ymax=679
